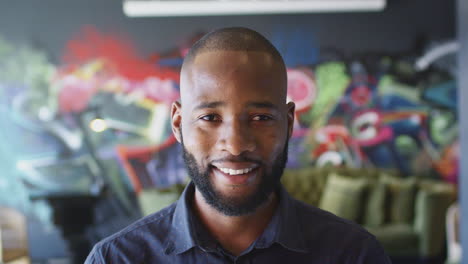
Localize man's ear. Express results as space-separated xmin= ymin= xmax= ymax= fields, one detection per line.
xmin=171 ymin=101 xmax=182 ymax=143
xmin=286 ymin=101 xmax=295 ymax=139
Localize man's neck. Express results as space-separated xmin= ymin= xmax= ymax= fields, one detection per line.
xmin=192 ymin=189 xmax=278 ymax=256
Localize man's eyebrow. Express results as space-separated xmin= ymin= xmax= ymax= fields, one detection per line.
xmin=194 ymin=101 xmax=225 ymax=110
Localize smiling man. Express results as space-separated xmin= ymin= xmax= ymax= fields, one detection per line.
xmin=85 ymin=27 xmax=391 ymax=264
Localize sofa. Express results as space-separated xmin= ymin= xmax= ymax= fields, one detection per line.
xmin=280 ymin=167 xmax=457 ymax=260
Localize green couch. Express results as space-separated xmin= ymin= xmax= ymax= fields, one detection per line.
xmin=281 ymin=167 xmax=457 ymax=259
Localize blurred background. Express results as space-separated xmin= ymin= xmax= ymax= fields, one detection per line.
xmin=0 ymin=0 xmax=465 ymax=263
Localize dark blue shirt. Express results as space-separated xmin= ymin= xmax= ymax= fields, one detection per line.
xmin=85 ymin=182 xmax=392 ymax=263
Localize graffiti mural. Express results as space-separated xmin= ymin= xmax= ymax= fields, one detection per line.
xmin=0 ymin=27 xmax=459 ymax=211
xmin=0 ymin=27 xmax=183 ymax=222
xmin=286 ymin=57 xmax=458 ymax=183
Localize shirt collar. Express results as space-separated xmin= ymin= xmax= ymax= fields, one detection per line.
xmin=164 ymin=182 xmax=309 ymax=255
xmin=254 ymin=185 xmax=309 ymax=253
xmin=164 ymin=182 xmax=197 ymax=255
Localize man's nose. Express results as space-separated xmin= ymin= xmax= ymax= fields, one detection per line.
xmin=218 ymin=120 xmax=256 ymax=156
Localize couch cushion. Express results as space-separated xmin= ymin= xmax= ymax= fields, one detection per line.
xmin=318 ymin=173 xmax=368 ymax=222
xmin=366 ymin=224 xmax=419 ymax=257
xmin=281 ymin=168 xmax=327 ymax=206
xmin=363 ymin=179 xmax=387 ymax=227
xmin=381 ymin=174 xmax=417 ymax=225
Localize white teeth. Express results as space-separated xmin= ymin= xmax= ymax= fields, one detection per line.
xmin=217 ymin=167 xmax=254 ymax=175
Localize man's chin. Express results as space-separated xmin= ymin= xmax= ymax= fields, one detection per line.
xmin=194 ymin=179 xmax=274 ymax=216
xmin=213 ymin=189 xmax=260 ymax=207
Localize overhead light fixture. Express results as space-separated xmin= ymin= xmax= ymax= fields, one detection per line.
xmin=123 ymin=0 xmax=386 ymax=17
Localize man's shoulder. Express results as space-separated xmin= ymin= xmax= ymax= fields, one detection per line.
xmin=93 ymin=202 xmax=177 ymax=251
xmin=85 ymin=203 xmax=178 ymax=263
xmin=287 ymin=198 xmax=390 ymax=262
xmin=291 ymin=197 xmax=375 ymax=242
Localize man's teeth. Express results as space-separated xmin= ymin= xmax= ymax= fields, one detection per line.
xmin=218 ymin=167 xmax=254 ymax=175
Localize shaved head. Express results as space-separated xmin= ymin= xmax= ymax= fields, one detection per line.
xmin=182 ymin=27 xmax=285 ymax=69
xmin=180 ymin=27 xmax=287 ymax=101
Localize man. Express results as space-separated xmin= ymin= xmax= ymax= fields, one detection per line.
xmin=85 ymin=27 xmax=392 ymax=263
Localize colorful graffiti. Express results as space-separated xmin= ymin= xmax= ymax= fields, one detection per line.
xmin=0 ymin=27 xmax=459 ymax=209
xmin=0 ymin=27 xmax=182 ymax=213
xmin=287 ymin=58 xmax=458 ymax=183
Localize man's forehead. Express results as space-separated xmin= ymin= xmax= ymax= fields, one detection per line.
xmin=180 ymin=49 xmax=287 ymax=105
xmin=182 ymin=50 xmax=280 ymax=90
xmin=191 ymin=50 xmax=275 ymax=70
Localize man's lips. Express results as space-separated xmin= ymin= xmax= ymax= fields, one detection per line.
xmin=211 ymin=162 xmax=259 ymax=175
xmin=210 ymin=163 xmax=260 ymax=185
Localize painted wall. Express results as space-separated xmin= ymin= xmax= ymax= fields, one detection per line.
xmin=0 ymin=25 xmax=458 ymax=194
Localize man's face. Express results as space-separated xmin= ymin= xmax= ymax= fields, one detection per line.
xmin=172 ymin=50 xmax=295 ymax=216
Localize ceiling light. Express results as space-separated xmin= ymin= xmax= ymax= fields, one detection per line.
xmin=123 ymin=0 xmax=386 ymax=17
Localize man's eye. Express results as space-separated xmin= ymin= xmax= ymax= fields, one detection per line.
xmin=200 ymin=114 xmax=221 ymax=122
xmin=251 ymin=115 xmax=273 ymax=121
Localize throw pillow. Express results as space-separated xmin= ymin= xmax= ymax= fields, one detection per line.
xmin=318 ymin=173 xmax=368 ymax=222
xmin=381 ymin=174 xmax=417 ymax=224
xmin=282 ymin=168 xmax=326 ymax=206
xmin=363 ymin=179 xmax=387 ymax=227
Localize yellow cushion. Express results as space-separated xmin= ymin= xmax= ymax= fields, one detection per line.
xmin=319 ymin=173 xmax=368 ymax=222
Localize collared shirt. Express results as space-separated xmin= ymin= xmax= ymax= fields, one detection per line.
xmin=85 ymin=182 xmax=392 ymax=264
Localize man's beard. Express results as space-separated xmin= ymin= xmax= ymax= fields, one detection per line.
xmin=181 ymin=136 xmax=288 ymax=217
